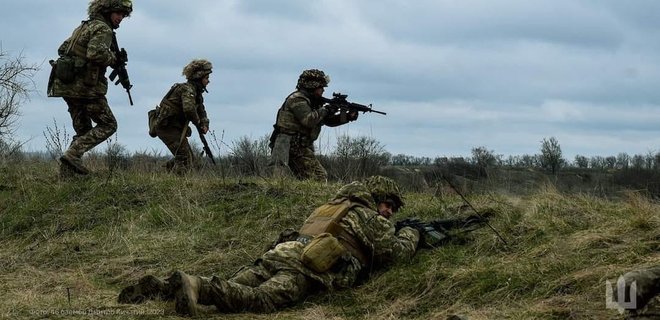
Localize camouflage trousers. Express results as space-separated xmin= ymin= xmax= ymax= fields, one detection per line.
xmin=289 ymin=138 xmax=327 ymax=182
xmin=195 ymin=263 xmax=317 ymax=313
xmin=155 ymin=125 xmax=194 ymax=174
xmin=63 ymin=97 xmax=117 ymax=158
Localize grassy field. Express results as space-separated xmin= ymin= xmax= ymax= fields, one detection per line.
xmin=0 ymin=161 xmax=658 ymax=319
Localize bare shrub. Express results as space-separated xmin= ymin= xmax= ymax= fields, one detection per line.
xmin=324 ymin=135 xmax=389 ymax=181
xmin=0 ymin=48 xmax=39 ymax=138
xmin=104 ymin=135 xmax=130 ymax=171
xmin=228 ymin=134 xmax=270 ymax=177
xmin=0 ymin=138 xmax=24 ymax=163
xmin=130 ymin=148 xmax=164 ymax=172
xmin=42 ymin=118 xmax=69 ymax=160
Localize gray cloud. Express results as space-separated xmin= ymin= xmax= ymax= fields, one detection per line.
xmin=2 ymin=0 xmax=659 ymax=160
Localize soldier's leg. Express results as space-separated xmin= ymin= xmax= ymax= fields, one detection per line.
xmin=60 ymin=98 xmax=94 ymax=175
xmin=64 ymin=97 xmax=93 ymax=145
xmin=65 ymin=97 xmax=117 ymax=157
xmin=289 ymin=146 xmax=327 ymax=181
xmin=226 ymin=261 xmax=275 ymax=287
xmin=268 ymin=134 xmax=293 ymax=178
xmin=156 ymin=127 xmax=193 ymax=173
xmin=169 ymin=269 xmax=315 ymax=315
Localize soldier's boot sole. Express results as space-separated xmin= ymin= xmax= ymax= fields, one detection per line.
xmin=169 ymin=271 xmax=200 ymax=317
xmin=118 ymin=275 xmax=170 ymax=304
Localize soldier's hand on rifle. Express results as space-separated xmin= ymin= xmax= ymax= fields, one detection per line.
xmin=117 ymin=48 xmax=128 ymax=64
xmin=199 ymin=125 xmax=209 ymax=134
xmin=112 ymin=48 xmax=128 ymax=69
xmin=319 ymin=104 xmax=337 ymax=117
xmin=348 ymin=110 xmax=359 ymax=121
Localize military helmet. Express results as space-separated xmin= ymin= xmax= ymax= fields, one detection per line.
xmin=296 ymin=69 xmax=330 ymax=90
xmin=182 ymin=59 xmax=213 ymax=80
xmin=363 ymin=176 xmax=404 ymax=210
xmin=88 ymin=0 xmax=133 ymax=17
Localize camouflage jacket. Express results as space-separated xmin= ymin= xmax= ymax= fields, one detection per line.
xmin=155 ymin=82 xmax=209 ymax=129
xmin=275 ymin=90 xmax=351 ymax=146
xmin=260 ymin=182 xmax=419 ymax=290
xmin=48 ymin=15 xmax=117 ymax=98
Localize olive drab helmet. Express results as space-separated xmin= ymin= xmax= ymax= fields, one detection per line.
xmin=182 ymin=59 xmax=213 ymax=80
xmin=88 ymin=0 xmax=133 ymax=17
xmin=363 ymin=176 xmax=404 ymax=210
xmin=296 ymin=69 xmax=330 ymax=90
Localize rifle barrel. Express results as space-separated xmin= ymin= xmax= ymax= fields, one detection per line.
xmin=127 ymin=90 xmax=133 ymax=106
xmin=442 ymin=175 xmax=509 ymax=246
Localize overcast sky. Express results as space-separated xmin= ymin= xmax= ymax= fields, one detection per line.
xmin=3 ymin=0 xmax=660 ymax=159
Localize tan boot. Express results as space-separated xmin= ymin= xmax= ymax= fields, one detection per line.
xmin=59 ymin=161 xmax=77 ymax=179
xmin=60 ymin=152 xmax=90 ymax=175
xmin=168 ymin=271 xmax=201 ymax=317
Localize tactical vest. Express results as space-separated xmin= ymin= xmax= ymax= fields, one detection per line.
xmin=298 ymin=198 xmax=371 ymax=266
xmin=66 ymin=21 xmax=90 ymax=59
xmin=157 ymin=83 xmax=201 ymax=126
xmin=275 ymin=91 xmax=308 ymax=134
xmin=275 ymin=91 xmax=323 ymax=142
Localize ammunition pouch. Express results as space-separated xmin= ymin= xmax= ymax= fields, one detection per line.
xmin=54 ymin=56 xmax=77 ymax=83
xmin=300 ymin=233 xmax=348 ymax=273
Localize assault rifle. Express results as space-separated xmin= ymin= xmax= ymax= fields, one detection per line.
xmin=196 ymin=126 xmax=216 ymax=165
xmin=320 ymin=92 xmax=386 ymax=115
xmin=109 ymin=32 xmax=133 ymax=105
xmin=395 ymin=213 xmax=491 ymax=248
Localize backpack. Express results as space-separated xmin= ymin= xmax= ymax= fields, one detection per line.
xmin=147 ymin=107 xmax=159 ymax=138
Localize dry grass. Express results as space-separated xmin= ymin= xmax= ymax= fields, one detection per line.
xmin=1 ymin=161 xmax=659 ymax=319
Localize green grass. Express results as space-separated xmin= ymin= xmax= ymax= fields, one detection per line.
xmin=0 ymin=161 xmax=658 ymax=319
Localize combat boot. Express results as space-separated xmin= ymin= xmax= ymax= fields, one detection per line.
xmin=117 ymin=275 xmax=172 ymax=304
xmin=59 ymin=161 xmax=77 ymax=179
xmin=168 ymin=270 xmax=202 ymax=316
xmin=60 ymin=152 xmax=90 ymax=175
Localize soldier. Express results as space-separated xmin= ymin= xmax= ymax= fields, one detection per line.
xmin=269 ymin=69 xmax=358 ymax=181
xmin=150 ymin=59 xmax=212 ymax=174
xmin=47 ymin=0 xmax=133 ymax=176
xmin=118 ymin=176 xmax=420 ymax=316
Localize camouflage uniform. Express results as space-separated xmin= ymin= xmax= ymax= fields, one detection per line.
xmin=616 ymin=266 xmax=660 ymax=319
xmin=152 ymin=59 xmax=212 ymax=174
xmin=269 ymin=69 xmax=357 ymax=181
xmin=47 ymin=0 xmax=132 ymax=175
xmin=118 ymin=176 xmax=419 ymax=315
